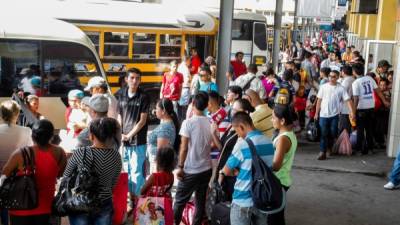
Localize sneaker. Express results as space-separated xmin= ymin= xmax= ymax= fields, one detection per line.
xmin=384 ymin=182 xmax=400 ymax=190
xmin=317 ymin=152 xmax=327 ymax=160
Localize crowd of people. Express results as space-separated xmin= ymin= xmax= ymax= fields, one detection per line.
xmin=0 ymin=30 xmax=398 ymax=225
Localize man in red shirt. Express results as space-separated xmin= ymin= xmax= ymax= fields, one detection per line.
xmin=230 ymin=51 xmax=247 ymax=79
xmin=190 ymin=48 xmax=202 ymax=75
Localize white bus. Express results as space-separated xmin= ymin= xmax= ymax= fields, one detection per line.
xmin=0 ymin=16 xmax=108 ymax=129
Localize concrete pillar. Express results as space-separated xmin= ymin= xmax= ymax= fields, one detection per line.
xmin=272 ymin=0 xmax=283 ymax=73
xmin=388 ymin=43 xmax=400 ymax=157
xmin=376 ymin=0 xmax=397 ymax=40
xmin=216 ymin=0 xmax=234 ymax=95
xmin=301 ymin=17 xmax=306 ymax=42
xmin=292 ymin=0 xmax=299 ymax=42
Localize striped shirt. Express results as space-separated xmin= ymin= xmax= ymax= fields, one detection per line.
xmin=64 ymin=147 xmax=122 ymax=201
xmin=226 ymin=130 xmax=274 ymax=207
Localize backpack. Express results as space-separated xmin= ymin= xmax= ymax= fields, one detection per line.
xmin=245 ymin=138 xmax=285 ymax=214
xmin=274 ymin=85 xmax=291 ymax=105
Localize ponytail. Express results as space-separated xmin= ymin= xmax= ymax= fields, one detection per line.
xmin=158 ymin=99 xmax=181 ymax=153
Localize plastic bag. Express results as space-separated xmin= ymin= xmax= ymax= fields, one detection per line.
xmin=333 ymin=130 xmax=352 ymax=156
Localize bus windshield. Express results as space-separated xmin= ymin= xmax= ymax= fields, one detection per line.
xmin=0 ymin=39 xmax=100 ymax=98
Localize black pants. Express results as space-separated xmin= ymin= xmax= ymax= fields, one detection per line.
xmin=356 ymin=109 xmax=375 ymax=154
xmin=338 ymin=114 xmax=351 ymax=135
xmin=9 ymin=214 xmax=50 ymax=225
xmin=297 ymin=110 xmax=306 ymax=129
xmin=174 ymin=169 xmax=212 ymax=225
xmin=268 ymin=186 xmax=289 ymax=225
xmin=374 ymin=108 xmax=390 ymax=146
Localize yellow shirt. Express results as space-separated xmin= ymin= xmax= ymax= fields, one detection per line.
xmin=250 ymin=104 xmax=274 ymax=138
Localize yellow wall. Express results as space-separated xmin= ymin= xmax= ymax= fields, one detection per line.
xmin=358 ymin=15 xmax=367 ymax=37
xmin=376 ymin=0 xmax=397 ymax=40
xmin=365 ymin=15 xmax=377 ymax=39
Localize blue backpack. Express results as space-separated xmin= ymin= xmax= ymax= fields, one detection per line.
xmin=245 ymin=138 xmax=286 ymax=214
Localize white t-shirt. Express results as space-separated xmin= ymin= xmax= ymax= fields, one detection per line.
xmin=0 ymin=124 xmax=33 ymax=169
xmin=179 ymin=115 xmax=212 ymax=174
xmin=178 ymin=62 xmax=190 ymax=88
xmin=317 ymin=83 xmax=350 ymax=118
xmin=339 ymin=76 xmax=355 ymax=114
xmin=352 ymin=76 xmax=377 ymax=109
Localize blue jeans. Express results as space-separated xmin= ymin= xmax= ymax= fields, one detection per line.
xmin=69 ymin=199 xmax=113 ymax=225
xmin=319 ymin=115 xmax=339 ymax=152
xmin=389 ymin=147 xmax=400 ymax=185
xmin=122 ymin=144 xmax=147 ymax=195
xmin=230 ymin=203 xmax=267 ymax=225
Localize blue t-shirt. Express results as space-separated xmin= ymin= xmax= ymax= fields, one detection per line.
xmin=199 ymin=81 xmax=218 ymax=93
xmin=226 ymin=130 xmax=274 ymax=207
xmin=148 ymin=121 xmax=176 ymax=156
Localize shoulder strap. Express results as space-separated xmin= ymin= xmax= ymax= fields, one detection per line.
xmin=243 ymin=76 xmax=256 ymax=91
xmin=245 ymin=138 xmax=257 ymax=158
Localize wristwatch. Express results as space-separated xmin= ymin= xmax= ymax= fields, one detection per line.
xmin=219 ymin=170 xmax=225 ymax=176
xmin=178 ymin=164 xmax=184 ymax=169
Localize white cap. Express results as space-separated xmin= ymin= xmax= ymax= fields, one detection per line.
xmin=88 ymin=94 xmax=109 ymax=113
xmin=85 ymin=76 xmax=106 ymax=91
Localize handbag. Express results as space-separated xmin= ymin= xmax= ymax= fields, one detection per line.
xmin=52 ymin=147 xmax=100 ymax=215
xmin=0 ymin=147 xmax=38 ymax=210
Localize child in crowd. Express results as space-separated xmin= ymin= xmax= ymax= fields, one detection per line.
xmin=307 ymin=95 xmax=317 ymax=123
xmin=319 ymin=67 xmax=331 ymax=86
xmin=65 ymin=89 xmax=86 ymax=138
xmin=294 ymin=86 xmax=307 ymax=129
xmin=140 ymin=147 xmax=175 ymax=198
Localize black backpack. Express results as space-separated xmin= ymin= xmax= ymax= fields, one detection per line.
xmin=245 ymin=138 xmax=285 ymax=213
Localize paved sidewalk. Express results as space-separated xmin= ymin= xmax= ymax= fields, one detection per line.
xmin=293 ymin=140 xmax=394 ymax=178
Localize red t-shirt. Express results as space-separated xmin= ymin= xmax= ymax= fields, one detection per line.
xmin=190 ymin=55 xmax=202 ymax=75
xmin=294 ymin=96 xmax=307 ymax=112
xmin=10 ymin=147 xmax=60 ymax=216
xmin=162 ymin=72 xmax=183 ymax=101
xmin=146 ymin=172 xmax=174 ymax=198
xmin=230 ymin=60 xmax=247 ymax=78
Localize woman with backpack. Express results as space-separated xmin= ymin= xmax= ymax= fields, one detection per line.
xmin=269 ymin=104 xmax=298 ymax=225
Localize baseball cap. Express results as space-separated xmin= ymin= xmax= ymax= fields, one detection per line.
xmin=81 ymin=96 xmax=91 ymax=106
xmin=68 ymin=89 xmax=84 ymax=100
xmin=378 ymin=60 xmax=392 ymax=68
xmin=88 ymin=94 xmax=109 ymax=113
xmin=85 ymin=76 xmax=106 ymax=91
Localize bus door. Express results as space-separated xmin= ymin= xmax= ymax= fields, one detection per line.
xmin=252 ymin=22 xmax=268 ymax=72
xmin=185 ymin=35 xmax=214 ymax=61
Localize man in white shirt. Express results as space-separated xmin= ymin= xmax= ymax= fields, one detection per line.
xmin=230 ymin=64 xmax=266 ymax=100
xmin=351 ymin=63 xmax=389 ymax=155
xmin=338 ymin=65 xmax=355 ymax=134
xmin=174 ymin=92 xmax=213 ymax=225
xmin=315 ymin=70 xmax=355 ymax=160
xmin=320 ymin=51 xmax=342 ymax=71
xmin=178 ymin=56 xmax=191 ymax=122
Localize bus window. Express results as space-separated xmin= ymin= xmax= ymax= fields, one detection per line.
xmin=0 ymin=40 xmax=39 ymax=97
xmin=85 ymin=32 xmax=100 ymax=53
xmin=133 ymin=33 xmax=156 ymax=59
xmin=104 ymin=32 xmax=129 ymax=58
xmin=232 ymin=20 xmax=252 ymax=41
xmin=0 ymin=39 xmax=100 ymax=99
xmin=159 ymin=34 xmax=181 ymax=59
xmin=254 ymin=23 xmax=267 ymax=51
